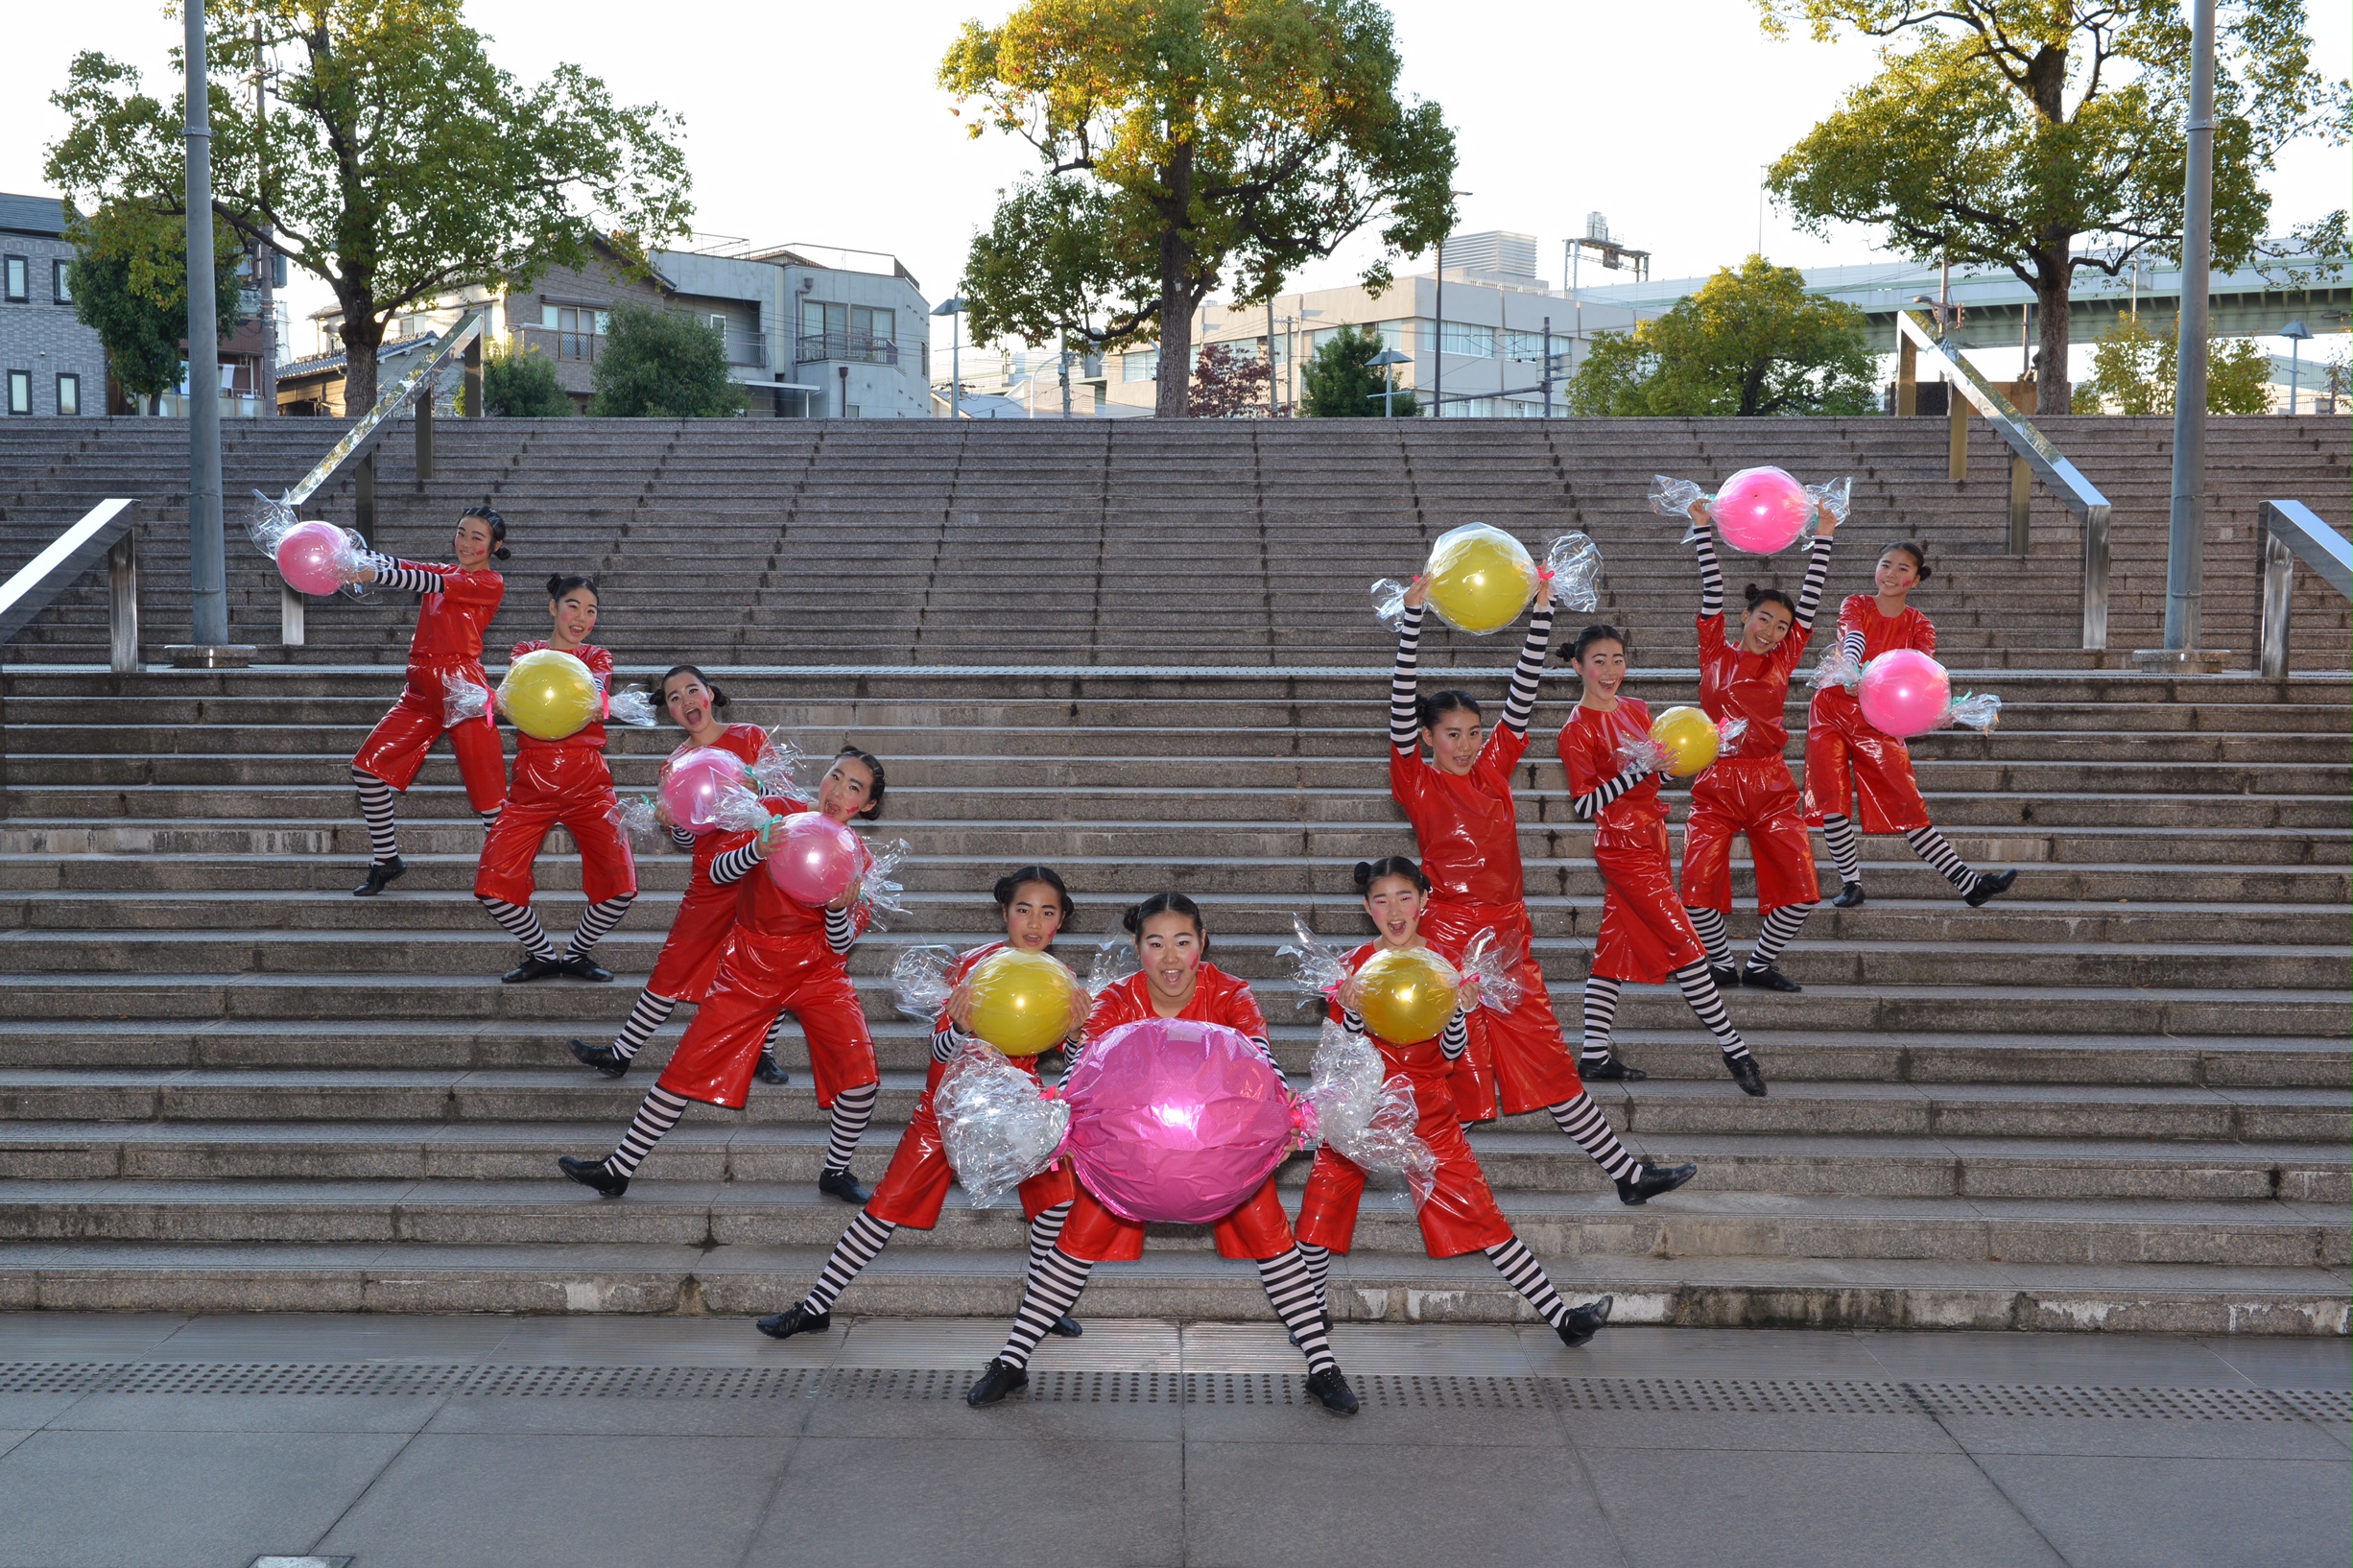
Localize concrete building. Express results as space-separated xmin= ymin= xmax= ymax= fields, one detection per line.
xmin=0 ymin=194 xmax=107 ymax=418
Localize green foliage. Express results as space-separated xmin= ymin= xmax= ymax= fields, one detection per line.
xmin=586 ymin=305 xmax=744 ymax=417
xmin=464 ymin=340 xmax=573 ymax=417
xmin=2070 ymin=311 xmax=2276 ymax=415
xmin=1759 ymin=0 xmax=2349 ymax=414
xmin=45 ymin=0 xmax=693 ymax=407
xmin=942 ymin=0 xmax=1458 ymax=416
xmin=1300 ymin=324 xmax=1418 ymax=416
xmin=1566 ymin=257 xmax=1877 ymax=416
xmin=64 ymin=202 xmax=248 ymax=404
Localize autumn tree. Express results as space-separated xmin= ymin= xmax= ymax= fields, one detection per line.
xmin=1760 ymin=0 xmax=2349 ymax=415
xmin=1567 ymin=256 xmax=1877 ymax=416
xmin=1187 ymin=342 xmax=1272 ymax=416
xmin=46 ymin=0 xmax=692 ymax=408
xmin=942 ymin=0 xmax=1457 ymax=417
xmin=2070 ymin=311 xmax=2273 ymax=415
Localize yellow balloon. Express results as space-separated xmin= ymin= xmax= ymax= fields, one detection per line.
xmin=1424 ymin=524 xmax=1536 ymax=634
xmin=498 ymin=649 xmax=601 ymax=742
xmin=965 ymin=948 xmax=1078 ymax=1057
xmin=1355 ymin=945 xmax=1461 ymax=1044
xmin=1652 ymin=704 xmax=1721 ymax=777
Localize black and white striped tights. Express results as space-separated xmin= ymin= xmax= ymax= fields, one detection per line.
xmin=353 ymin=767 xmax=497 ymax=865
xmin=605 ymin=989 xmax=789 ymax=1064
xmin=1578 ymin=964 xmax=1751 ymax=1065
xmin=796 ymin=1200 xmax=1073 ymax=1318
xmin=1819 ymin=814 xmax=1984 ymax=897
xmin=479 ymin=894 xmax=635 ymax=963
xmin=1298 ymin=1235 xmax=1575 ymax=1330
xmin=997 ymin=1246 xmax=1337 ymax=1376
xmin=1686 ymin=905 xmax=1815 ymax=975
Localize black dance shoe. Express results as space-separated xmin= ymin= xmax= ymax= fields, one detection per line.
xmin=567 ymin=1037 xmax=630 ymax=1078
xmin=1707 ymin=964 xmax=1739 ymax=990
xmin=1045 ymin=1314 xmax=1083 ymax=1339
xmin=817 ymin=1168 xmax=871 ymax=1205
xmin=754 ymin=1304 xmax=829 ymax=1341
xmin=967 ymin=1357 xmax=1029 ymax=1407
xmin=1741 ymin=964 xmax=1803 ymax=993
xmin=752 ymin=1054 xmax=792 ymax=1085
xmin=558 ymin=1155 xmax=628 ymax=1198
xmin=1303 ymin=1367 xmax=1360 ymax=1416
xmin=504 ymin=954 xmax=563 ymax=985
xmin=1832 ymin=880 xmax=1866 ymax=909
xmin=1581 ymin=1051 xmax=1648 ymax=1082
xmin=1963 ymin=868 xmax=2018 ymax=908
xmin=1616 ymin=1162 xmax=1699 ymax=1206
xmin=1557 ymin=1295 xmax=1614 ymax=1348
xmin=352 ymin=857 xmax=406 ymax=897
xmin=557 ymin=954 xmax=614 ymax=983
xmin=1727 ymin=1056 xmax=1770 ymax=1097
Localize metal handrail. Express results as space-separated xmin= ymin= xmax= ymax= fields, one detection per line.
xmin=1895 ymin=310 xmax=2115 ymax=649
xmin=2256 ymin=499 xmax=2352 ymax=678
xmin=285 ymin=308 xmax=488 ymax=509
xmin=0 ymin=499 xmax=139 ymax=674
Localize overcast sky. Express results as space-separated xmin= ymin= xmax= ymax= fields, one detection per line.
xmin=2 ymin=0 xmax=2345 ymax=362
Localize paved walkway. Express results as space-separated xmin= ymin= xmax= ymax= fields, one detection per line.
xmin=0 ymin=1312 xmax=2344 ymax=1568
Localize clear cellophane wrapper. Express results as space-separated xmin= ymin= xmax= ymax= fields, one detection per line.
xmin=1545 ymin=532 xmax=1604 ymax=614
xmin=1276 ymin=915 xmax=1349 ymax=1015
xmin=1305 ymin=1020 xmax=1438 ymax=1207
xmin=606 ymin=688 xmax=658 ymax=727
xmin=1615 ymin=733 xmax=1670 ymax=776
xmin=1804 ymin=475 xmax=1853 ymax=531
xmin=247 ymin=489 xmax=297 ymax=556
xmin=1717 ymin=716 xmax=1750 ymax=757
xmin=750 ymin=734 xmax=815 ymax=796
xmin=853 ymin=837 xmax=911 ymax=930
xmin=1087 ymin=938 xmax=1140 ymax=998
xmin=1810 ymin=648 xmax=1865 ymax=693
xmin=1648 ymin=475 xmax=1708 ymax=542
xmin=1944 ymin=691 xmax=2003 ymax=731
xmin=1456 ymin=926 xmax=1526 ymax=1014
xmin=611 ymin=794 xmax=666 ymax=848
xmin=441 ymin=672 xmax=490 ymax=727
xmin=1368 ymin=576 xmax=1414 ymax=631
xmin=704 ymin=780 xmax=783 ymax=836
xmin=935 ymin=1039 xmax=1069 ymax=1207
xmin=891 ymin=943 xmax=960 ymax=1020
xmin=1652 ymin=473 xmax=1849 ymax=551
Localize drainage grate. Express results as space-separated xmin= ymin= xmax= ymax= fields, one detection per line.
xmin=1912 ymin=1382 xmax=2353 ymax=1424
xmin=1551 ymin=1377 xmax=1919 ymax=1416
xmin=0 ymin=1361 xmax=816 ymax=1400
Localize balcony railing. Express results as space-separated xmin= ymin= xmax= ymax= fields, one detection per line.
xmin=796 ymin=331 xmax=899 ymax=367
xmin=724 ymin=329 xmax=767 ymax=367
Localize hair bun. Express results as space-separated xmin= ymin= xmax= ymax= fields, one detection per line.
xmin=1743 ymin=582 xmax=1763 ymax=606
xmin=1351 ymin=860 xmax=1375 ymax=891
xmin=492 ymin=545 xmax=511 ymax=560
xmin=1120 ymin=904 xmax=1144 ymax=937
xmin=544 ymin=574 xmax=565 ymax=597
xmin=993 ymin=874 xmax=1018 ymax=905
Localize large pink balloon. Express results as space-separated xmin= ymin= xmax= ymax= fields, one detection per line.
xmin=1858 ymin=649 xmax=1952 ymax=738
xmin=661 ymin=747 xmax=750 ymax=833
xmin=1711 ymin=466 xmax=1813 ymax=554
xmin=1059 ymin=1018 xmax=1297 ymax=1224
xmin=275 ymin=520 xmax=353 ymax=595
xmin=766 ymin=811 xmax=864 ymax=905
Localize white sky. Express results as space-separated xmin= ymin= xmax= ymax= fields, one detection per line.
xmin=2 ymin=0 xmax=2345 ymax=365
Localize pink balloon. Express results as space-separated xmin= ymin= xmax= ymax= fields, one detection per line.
xmin=1711 ymin=466 xmax=1814 ymax=554
xmin=660 ymin=748 xmax=750 ymax=832
xmin=1858 ymin=649 xmax=1952 ymax=738
xmin=1059 ymin=1018 xmax=1298 ymax=1224
xmin=766 ymin=811 xmax=864 ymax=905
xmin=275 ymin=520 xmax=353 ymax=595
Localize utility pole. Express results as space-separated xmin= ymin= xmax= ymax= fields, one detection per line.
xmin=1541 ymin=316 xmax=1554 ymax=416
xmin=252 ymin=19 xmax=275 ymax=417
xmin=182 ymin=0 xmax=229 ymax=653
xmin=1433 ymin=233 xmax=1445 ymax=418
xmin=2163 ymin=0 xmax=2218 ymax=653
xmin=1266 ymin=297 xmax=1277 ymax=417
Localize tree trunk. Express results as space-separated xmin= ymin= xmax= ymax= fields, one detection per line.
xmin=341 ymin=297 xmax=381 ymax=412
xmin=1153 ymin=147 xmax=1197 ymax=419
xmin=2032 ymin=244 xmax=2074 ymax=416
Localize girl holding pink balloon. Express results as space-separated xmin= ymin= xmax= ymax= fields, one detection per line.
xmin=966 ymin=892 xmax=1361 ymax=1417
xmin=1803 ymin=542 xmax=2017 ymax=910
xmin=559 ymin=748 xmax=890 ymax=1208
xmin=345 ymin=504 xmax=509 ymax=898
xmin=568 ymin=666 xmax=793 ymax=1086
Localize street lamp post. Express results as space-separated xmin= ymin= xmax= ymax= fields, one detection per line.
xmin=183 ymin=0 xmax=229 ymax=653
xmin=931 ymin=297 xmax=964 ymax=419
xmin=1367 ymin=347 xmax=1411 ymax=418
xmin=2163 ymin=0 xmax=2218 ymax=653
xmin=2282 ymin=320 xmax=2312 ymax=415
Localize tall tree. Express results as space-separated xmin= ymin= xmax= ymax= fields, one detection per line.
xmin=1567 ymin=256 xmax=1878 ymax=417
xmin=1759 ymin=0 xmax=2349 ymax=414
xmin=1299 ymin=323 xmax=1417 ymax=416
xmin=46 ymin=0 xmax=693 ymax=408
xmin=66 ymin=202 xmax=248 ymax=411
xmin=942 ymin=0 xmax=1457 ymax=417
xmin=2071 ymin=310 xmax=2274 ymax=415
xmin=586 ymin=305 xmax=745 ymax=418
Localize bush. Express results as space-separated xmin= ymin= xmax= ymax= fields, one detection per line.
xmin=586 ymin=304 xmax=746 ymax=417
xmin=464 ymin=341 xmax=572 ymax=416
xmin=1300 ymin=325 xmax=1418 ymax=417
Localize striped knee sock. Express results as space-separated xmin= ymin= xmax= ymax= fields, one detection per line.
xmin=352 ymin=768 xmax=399 ymax=864
xmin=999 ymin=1247 xmax=1095 ymax=1370
xmin=759 ymin=1009 xmax=789 ymax=1063
xmin=1257 ymin=1247 xmax=1338 ymax=1376
xmin=480 ymin=897 xmax=556 ymax=962
xmin=1906 ymin=825 xmax=1983 ymax=897
xmin=1579 ymin=976 xmax=1623 ymax=1065
xmin=605 ymin=1085 xmax=689 ymax=1178
xmin=479 ymin=806 xmax=501 ymax=829
xmin=1297 ymin=1241 xmax=1333 ymax=1309
xmin=1547 ymin=1093 xmax=1641 ymax=1181
xmin=1025 ymin=1201 xmax=1072 ymax=1275
xmin=606 ymin=990 xmax=678 ymax=1062
xmin=801 ymin=1210 xmax=897 ymax=1315
xmin=565 ymin=894 xmax=635 ymax=960
xmin=1671 ymin=962 xmax=1750 ymax=1062
xmin=1747 ymin=904 xmax=1814 ymax=972
xmin=822 ymin=1081 xmax=879 ymax=1175
xmin=1484 ymin=1236 xmax=1570 ymax=1329
xmin=1821 ymin=814 xmax=1862 ymax=883
xmin=1685 ymin=907 xmax=1733 ymax=969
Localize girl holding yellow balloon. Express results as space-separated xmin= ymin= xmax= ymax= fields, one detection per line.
xmin=756 ymin=867 xmax=1092 ymax=1343
xmin=1557 ymin=626 xmax=1768 ymax=1097
xmin=473 ymin=575 xmax=638 ymax=985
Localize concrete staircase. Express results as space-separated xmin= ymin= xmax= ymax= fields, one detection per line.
xmin=0 ymin=416 xmax=2343 ymax=1333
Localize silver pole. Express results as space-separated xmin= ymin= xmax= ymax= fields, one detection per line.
xmin=1434 ymin=235 xmax=1444 ymax=417
xmin=950 ymin=313 xmax=960 ymax=420
xmin=253 ymin=19 xmax=275 ymax=417
xmin=184 ymin=0 xmax=228 ymax=647
xmin=2164 ymin=0 xmax=2218 ymax=651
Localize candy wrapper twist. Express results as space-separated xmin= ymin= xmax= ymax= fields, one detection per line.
xmin=1647 ymin=475 xmax=1708 ymax=540
xmin=1304 ymin=1021 xmax=1438 ymax=1207
xmin=1456 ymin=927 xmax=1526 ymax=1014
xmin=610 ymin=794 xmax=666 ymax=848
xmin=1943 ymin=691 xmax=2003 ymax=731
xmin=1368 ymin=576 xmax=1414 ymax=632
xmin=852 ymin=838 xmax=911 ymax=931
xmin=750 ymin=734 xmax=815 ymax=797
xmin=701 ymin=780 xmax=786 ymax=837
xmin=441 ymin=672 xmax=490 ymax=728
xmin=1615 ymin=732 xmax=1670 ymax=778
xmin=1086 ymin=938 xmax=1140 ymax=999
xmin=1650 ymin=470 xmax=1852 ymax=555
xmin=1717 ymin=715 xmax=1750 ymax=757
xmin=247 ymin=489 xmax=298 ymax=556
xmin=1809 ymin=648 xmax=1865 ymax=693
xmin=1276 ymin=915 xmax=1351 ymax=1015
xmin=891 ymin=944 xmax=962 ymax=1020
xmin=933 ymin=1041 xmax=1070 ymax=1208
xmin=1544 ymin=532 xmax=1605 ymax=614
xmin=606 ymin=688 xmax=658 ymax=728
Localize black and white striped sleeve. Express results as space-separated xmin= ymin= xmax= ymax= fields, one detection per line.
xmin=1693 ymin=527 xmax=1724 ymax=620
xmin=668 ymin=827 xmax=698 ymax=853
xmin=367 ymin=556 xmax=443 ymax=595
xmin=1571 ymin=767 xmax=1649 ymax=822
xmin=824 ymin=907 xmax=857 ymax=956
xmin=1794 ymin=534 xmax=1834 ymax=631
xmin=930 ymin=1023 xmax=967 ymax=1064
xmin=709 ymin=842 xmax=763 ymax=885
xmin=1339 ymin=1007 xmax=1368 ymax=1038
xmin=1246 ymin=1033 xmax=1280 ymax=1069
xmin=1390 ymin=605 xmax=1426 ymax=749
xmin=1499 ymin=607 xmax=1556 ymax=737
xmin=1842 ymin=624 xmax=1866 ymax=663
xmin=1440 ymin=1010 xmax=1469 ymax=1061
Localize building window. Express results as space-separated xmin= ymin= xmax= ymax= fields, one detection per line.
xmin=1440 ymin=322 xmax=1494 ymax=358
xmin=796 ymin=301 xmax=898 ymax=365
xmin=540 ymin=303 xmax=606 ymax=361
xmin=6 ymin=370 xmax=29 ymax=415
xmin=56 ymin=373 xmax=80 ymax=416
xmin=52 ymin=260 xmax=72 ymax=304
xmin=1504 ymin=331 xmax=1568 ymax=366
xmin=1123 ymin=349 xmax=1159 ymax=382
xmin=3 ymin=258 xmax=25 ymax=303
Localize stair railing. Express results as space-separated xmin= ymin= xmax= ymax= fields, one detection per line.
xmin=2256 ymin=499 xmax=2352 ymax=677
xmin=1894 ymin=309 xmax=2114 ymax=650
xmin=0 ymin=496 xmax=140 ymax=818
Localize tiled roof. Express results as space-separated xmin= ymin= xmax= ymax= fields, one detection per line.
xmin=0 ymin=193 xmax=74 ymax=238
